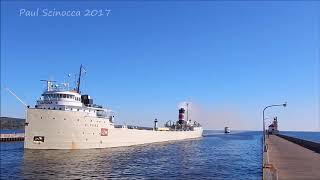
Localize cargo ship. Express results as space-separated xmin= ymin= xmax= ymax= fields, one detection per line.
xmin=24 ymin=65 xmax=203 ymax=149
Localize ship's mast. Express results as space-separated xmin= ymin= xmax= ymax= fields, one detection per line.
xmin=186 ymin=102 xmax=189 ymax=123
xmin=77 ymin=64 xmax=82 ymax=93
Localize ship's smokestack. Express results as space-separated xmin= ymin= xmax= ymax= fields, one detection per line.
xmin=154 ymin=118 xmax=158 ymax=130
xmin=178 ymin=108 xmax=185 ymax=125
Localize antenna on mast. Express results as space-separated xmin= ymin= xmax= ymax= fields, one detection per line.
xmin=40 ymin=80 xmax=56 ymax=91
xmin=76 ymin=64 xmax=86 ymax=93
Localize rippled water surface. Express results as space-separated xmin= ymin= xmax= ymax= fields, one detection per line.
xmin=1 ymin=131 xmax=262 ymax=179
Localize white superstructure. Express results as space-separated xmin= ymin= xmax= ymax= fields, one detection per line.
xmin=24 ymin=66 xmax=203 ymax=149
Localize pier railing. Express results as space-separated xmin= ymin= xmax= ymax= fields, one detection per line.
xmin=276 ymin=134 xmax=320 ymax=153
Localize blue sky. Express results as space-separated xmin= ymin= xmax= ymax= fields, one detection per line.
xmin=1 ymin=1 xmax=319 ymax=131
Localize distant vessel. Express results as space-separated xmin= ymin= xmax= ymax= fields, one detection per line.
xmin=224 ymin=127 xmax=230 ymax=134
xmin=24 ymin=65 xmax=203 ymax=149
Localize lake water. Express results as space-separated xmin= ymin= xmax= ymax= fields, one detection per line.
xmin=1 ymin=131 xmax=262 ymax=179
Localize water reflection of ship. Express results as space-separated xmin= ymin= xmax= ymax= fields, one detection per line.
xmin=22 ymin=140 xmax=200 ymax=179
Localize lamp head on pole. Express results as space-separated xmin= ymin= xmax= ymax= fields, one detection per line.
xmin=283 ymin=102 xmax=287 ymax=107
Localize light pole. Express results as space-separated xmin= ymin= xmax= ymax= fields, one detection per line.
xmin=262 ymin=102 xmax=287 ymax=152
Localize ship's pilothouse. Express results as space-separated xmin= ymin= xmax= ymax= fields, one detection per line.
xmin=35 ymin=65 xmax=113 ymax=121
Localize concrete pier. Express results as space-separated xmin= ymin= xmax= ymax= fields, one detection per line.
xmin=263 ymin=135 xmax=320 ymax=180
xmin=0 ymin=133 xmax=24 ymax=142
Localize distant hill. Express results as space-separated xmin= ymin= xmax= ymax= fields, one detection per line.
xmin=0 ymin=117 xmax=25 ymax=130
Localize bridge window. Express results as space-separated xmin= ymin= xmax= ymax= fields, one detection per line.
xmin=63 ymin=94 xmax=66 ymax=98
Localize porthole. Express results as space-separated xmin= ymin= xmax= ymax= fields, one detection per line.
xmin=40 ymin=117 xmax=42 ymax=119
xmin=53 ymin=117 xmax=55 ymax=120
xmin=64 ymin=118 xmax=66 ymax=120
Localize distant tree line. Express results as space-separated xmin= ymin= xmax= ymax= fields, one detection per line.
xmin=0 ymin=117 xmax=25 ymax=130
